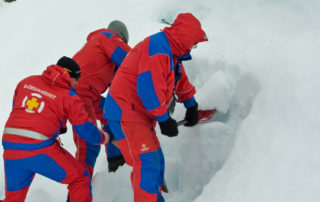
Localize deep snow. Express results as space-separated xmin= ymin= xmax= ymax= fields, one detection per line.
xmin=1 ymin=0 xmax=320 ymax=201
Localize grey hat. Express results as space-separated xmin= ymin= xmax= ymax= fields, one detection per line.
xmin=108 ymin=20 xmax=129 ymax=44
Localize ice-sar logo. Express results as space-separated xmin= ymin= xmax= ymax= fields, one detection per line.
xmin=140 ymin=143 xmax=150 ymax=152
xmin=22 ymin=93 xmax=45 ymax=113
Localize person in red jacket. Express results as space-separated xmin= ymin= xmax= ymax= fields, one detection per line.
xmin=1 ymin=56 xmax=109 ymax=202
xmin=103 ymin=13 xmax=208 ymax=202
xmin=71 ymin=20 xmax=131 ymax=176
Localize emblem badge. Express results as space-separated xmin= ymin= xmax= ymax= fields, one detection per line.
xmin=22 ymin=93 xmax=45 ymax=113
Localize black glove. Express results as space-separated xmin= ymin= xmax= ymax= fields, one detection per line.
xmin=159 ymin=117 xmax=178 ymax=137
xmin=108 ymin=155 xmax=126 ymax=172
xmin=184 ymin=103 xmax=199 ymax=127
xmin=60 ymin=127 xmax=67 ymax=134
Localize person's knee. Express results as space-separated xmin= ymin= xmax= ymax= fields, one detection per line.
xmin=3 ymin=186 xmax=30 ymax=202
xmin=139 ymin=150 xmax=162 ymax=193
xmin=68 ymin=169 xmax=92 ymax=197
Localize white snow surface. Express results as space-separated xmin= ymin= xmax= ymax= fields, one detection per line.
xmin=1 ymin=0 xmax=320 ymax=201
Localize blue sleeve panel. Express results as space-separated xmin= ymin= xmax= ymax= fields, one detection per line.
xmin=103 ymin=123 xmax=122 ymax=157
xmin=110 ymin=46 xmax=128 ymax=67
xmin=103 ymin=124 xmax=112 ymax=134
xmin=84 ymin=143 xmax=101 ymax=167
xmin=98 ymin=96 xmax=105 ymax=110
xmin=73 ymin=121 xmax=102 ymax=145
xmin=183 ymin=97 xmax=197 ymax=108
xmin=106 ymin=141 xmax=122 ymax=158
xmin=103 ymin=93 xmax=122 ymax=121
xmin=103 ymin=123 xmax=123 ymax=157
xmin=154 ymin=112 xmax=169 ymax=122
xmin=137 ymin=71 xmax=161 ymax=111
xmin=101 ymin=31 xmax=128 ymax=67
xmin=107 ymin=120 xmax=126 ymax=141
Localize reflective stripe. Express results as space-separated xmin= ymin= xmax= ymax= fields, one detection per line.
xmin=4 ymin=127 xmax=49 ymax=140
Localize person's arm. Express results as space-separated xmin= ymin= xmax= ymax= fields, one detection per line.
xmin=59 ymin=119 xmax=67 ymax=134
xmin=175 ymin=64 xmax=196 ymax=106
xmin=100 ymin=32 xmax=131 ymax=67
xmin=12 ymin=81 xmax=22 ymax=108
xmin=66 ymin=91 xmax=109 ymax=144
xmin=94 ymin=95 xmax=108 ymax=125
xmin=175 ymin=64 xmax=199 ymax=126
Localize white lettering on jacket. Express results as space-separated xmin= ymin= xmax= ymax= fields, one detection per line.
xmin=24 ymin=84 xmax=56 ymax=100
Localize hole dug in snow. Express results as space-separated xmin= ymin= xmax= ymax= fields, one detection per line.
xmin=162 ymin=59 xmax=260 ymax=201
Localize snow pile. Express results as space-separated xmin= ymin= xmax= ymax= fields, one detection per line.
xmin=1 ymin=0 xmax=320 ymax=202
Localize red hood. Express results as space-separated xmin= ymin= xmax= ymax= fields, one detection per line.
xmin=86 ymin=28 xmax=118 ymax=41
xmin=164 ymin=13 xmax=208 ymax=57
xmin=42 ymin=65 xmax=72 ymax=89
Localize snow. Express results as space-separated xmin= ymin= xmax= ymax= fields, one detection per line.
xmin=1 ymin=0 xmax=320 ymax=201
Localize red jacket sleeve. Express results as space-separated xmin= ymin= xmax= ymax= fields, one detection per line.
xmin=12 ymin=81 xmax=22 ymax=108
xmin=65 ymin=93 xmax=106 ymax=145
xmin=99 ymin=33 xmax=131 ymax=67
xmin=175 ymin=64 xmax=196 ymax=102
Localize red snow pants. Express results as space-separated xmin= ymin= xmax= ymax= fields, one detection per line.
xmin=107 ymin=120 xmax=165 ymax=202
xmin=2 ymin=141 xmax=92 ymax=202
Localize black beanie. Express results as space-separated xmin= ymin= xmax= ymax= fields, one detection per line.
xmin=57 ymin=56 xmax=81 ymax=80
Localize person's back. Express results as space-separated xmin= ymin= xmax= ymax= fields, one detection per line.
xmin=3 ymin=66 xmax=76 ymax=149
xmin=105 ymin=40 xmax=153 ymax=123
xmin=105 ymin=13 xmax=207 ymax=125
xmin=70 ymin=20 xmax=131 ymax=176
xmin=2 ymin=57 xmax=108 ymax=202
xmin=73 ymin=27 xmax=131 ymax=99
xmin=104 ymin=13 xmax=208 ymax=202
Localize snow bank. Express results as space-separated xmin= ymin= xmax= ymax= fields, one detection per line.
xmin=1 ymin=0 xmax=320 ymax=202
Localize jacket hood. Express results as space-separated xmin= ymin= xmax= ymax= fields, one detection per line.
xmin=42 ymin=65 xmax=72 ymax=89
xmin=164 ymin=13 xmax=208 ymax=57
xmin=86 ymin=28 xmax=119 ymax=41
xmin=87 ymin=28 xmax=109 ymax=41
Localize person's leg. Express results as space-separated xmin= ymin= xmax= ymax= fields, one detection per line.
xmin=34 ymin=143 xmax=92 ymax=202
xmin=73 ymin=98 xmax=100 ymax=177
xmin=158 ymin=147 xmax=165 ymax=191
xmin=3 ymin=156 xmax=35 ymax=202
xmin=108 ymin=120 xmax=165 ymax=202
xmin=103 ymin=123 xmax=125 ymax=172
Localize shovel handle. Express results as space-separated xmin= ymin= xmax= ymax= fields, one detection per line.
xmin=177 ymin=120 xmax=188 ymax=126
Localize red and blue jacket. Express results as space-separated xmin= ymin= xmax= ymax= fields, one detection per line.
xmin=73 ymin=28 xmax=131 ymax=103
xmin=104 ymin=13 xmax=208 ymax=125
xmin=2 ymin=65 xmax=106 ymax=151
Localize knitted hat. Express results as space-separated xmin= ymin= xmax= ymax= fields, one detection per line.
xmin=57 ymin=56 xmax=81 ymax=80
xmin=108 ymin=20 xmax=129 ymax=43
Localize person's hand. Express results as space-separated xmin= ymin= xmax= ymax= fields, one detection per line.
xmin=184 ymin=103 xmax=199 ymax=127
xmin=99 ymin=128 xmax=110 ymax=144
xmin=108 ymin=155 xmax=126 ymax=172
xmin=159 ymin=117 xmax=178 ymax=137
xmin=60 ymin=127 xmax=67 ymax=134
